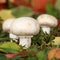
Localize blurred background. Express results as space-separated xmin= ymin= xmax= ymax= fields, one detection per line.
xmin=0 ymin=1 xmax=60 ymax=59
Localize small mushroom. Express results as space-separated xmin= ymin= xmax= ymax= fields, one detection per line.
xmin=2 ymin=18 xmax=18 ymax=42
xmin=37 ymin=14 xmax=58 ymax=34
xmin=10 ymin=17 xmax=40 ymax=48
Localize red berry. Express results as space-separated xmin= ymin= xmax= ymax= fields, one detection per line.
xmin=6 ymin=50 xmax=27 ymax=58
xmin=6 ymin=53 xmax=17 ymax=58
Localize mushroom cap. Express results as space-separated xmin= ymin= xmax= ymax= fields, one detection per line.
xmin=37 ymin=14 xmax=58 ymax=27
xmin=10 ymin=17 xmax=40 ymax=36
xmin=2 ymin=18 xmax=15 ymax=32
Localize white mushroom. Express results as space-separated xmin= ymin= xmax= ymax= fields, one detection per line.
xmin=10 ymin=17 xmax=40 ymax=48
xmin=2 ymin=18 xmax=18 ymax=42
xmin=37 ymin=14 xmax=58 ymax=34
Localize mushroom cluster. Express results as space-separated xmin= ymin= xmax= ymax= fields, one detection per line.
xmin=2 ymin=17 xmax=40 ymax=49
xmin=2 ymin=14 xmax=58 ymax=49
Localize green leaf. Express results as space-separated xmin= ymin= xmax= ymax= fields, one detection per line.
xmin=46 ymin=3 xmax=58 ymax=17
xmin=36 ymin=50 xmax=47 ymax=60
xmin=10 ymin=55 xmax=24 ymax=60
xmin=27 ymin=45 xmax=38 ymax=52
xmin=0 ymin=37 xmax=9 ymax=41
xmin=0 ymin=42 xmax=22 ymax=53
xmin=27 ymin=56 xmax=37 ymax=60
xmin=12 ymin=6 xmax=34 ymax=18
xmin=46 ymin=3 xmax=53 ymax=12
xmin=0 ymin=53 xmax=7 ymax=60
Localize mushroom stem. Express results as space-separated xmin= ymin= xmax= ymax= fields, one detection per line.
xmin=19 ymin=36 xmax=33 ymax=49
xmin=9 ymin=33 xmax=18 ymax=42
xmin=41 ymin=26 xmax=50 ymax=34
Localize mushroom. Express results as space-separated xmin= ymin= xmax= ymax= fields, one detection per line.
xmin=10 ymin=17 xmax=40 ymax=48
xmin=37 ymin=14 xmax=58 ymax=34
xmin=2 ymin=18 xmax=18 ymax=42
